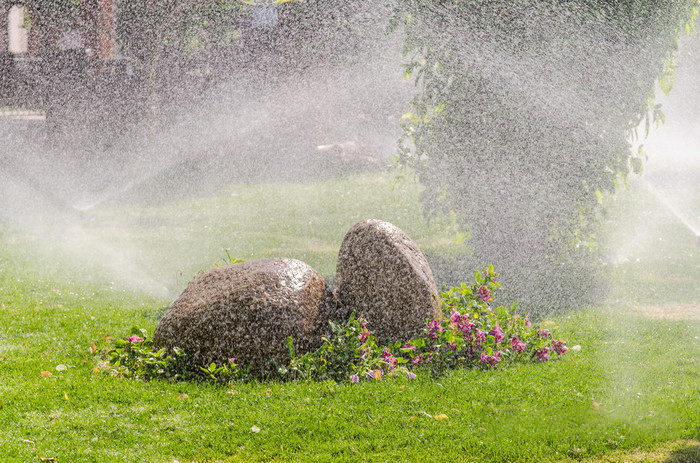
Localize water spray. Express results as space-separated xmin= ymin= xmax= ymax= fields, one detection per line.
xmin=638 ymin=179 xmax=700 ymax=240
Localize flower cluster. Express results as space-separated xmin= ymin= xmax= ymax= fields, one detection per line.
xmin=360 ymin=266 xmax=570 ymax=378
xmin=511 ymin=336 xmax=526 ymax=353
xmin=127 ymin=334 xmax=144 ymax=343
xmin=427 ymin=319 xmax=444 ymax=339
xmin=489 ymin=325 xmax=505 ymax=344
xmin=382 ymin=348 xmax=398 ymax=371
xmin=358 ymin=317 xmax=370 ymax=344
xmin=552 ymin=340 xmax=568 ymax=355
xmin=480 ymin=351 xmax=501 ymax=368
xmin=477 ymin=285 xmax=491 ymax=302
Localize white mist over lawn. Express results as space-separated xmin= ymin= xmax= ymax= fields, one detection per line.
xmin=638 ymin=34 xmax=700 ymax=235
xmin=609 ymin=33 xmax=700 ymax=269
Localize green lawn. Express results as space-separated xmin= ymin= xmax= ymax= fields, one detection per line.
xmin=1 ymin=173 xmax=461 ymax=299
xmin=1 ymin=173 xmax=698 ymax=462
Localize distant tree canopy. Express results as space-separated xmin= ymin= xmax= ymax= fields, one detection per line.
xmin=10 ymin=0 xmax=392 ymax=104
xmin=11 ymin=0 xmax=387 ymax=68
xmin=391 ymin=0 xmax=697 ymax=310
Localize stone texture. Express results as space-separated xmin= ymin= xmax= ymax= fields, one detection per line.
xmin=153 ymin=258 xmax=336 ymax=375
xmin=336 ymin=219 xmax=441 ymax=342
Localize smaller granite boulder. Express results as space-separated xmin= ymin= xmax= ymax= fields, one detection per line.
xmin=335 ymin=219 xmax=441 ymax=343
xmin=153 ymin=258 xmax=336 ymax=375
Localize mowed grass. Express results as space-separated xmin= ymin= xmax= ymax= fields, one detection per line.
xmin=1 ymin=173 xmax=699 ymax=462
xmin=0 ymin=172 xmax=464 ymax=298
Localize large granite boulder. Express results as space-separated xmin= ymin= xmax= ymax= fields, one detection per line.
xmin=153 ymin=258 xmax=336 ymax=375
xmin=335 ymin=219 xmax=441 ymax=343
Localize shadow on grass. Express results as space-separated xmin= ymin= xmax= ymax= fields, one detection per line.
xmin=663 ymin=442 xmax=700 ymax=463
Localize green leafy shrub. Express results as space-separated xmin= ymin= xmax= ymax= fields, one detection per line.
xmin=402 ymin=266 xmax=566 ymax=376
xmin=107 ymin=326 xmax=192 ymax=381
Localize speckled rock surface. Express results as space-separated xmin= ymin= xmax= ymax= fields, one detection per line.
xmin=336 ymin=219 xmax=441 ymax=342
xmin=153 ymin=258 xmax=336 ymax=374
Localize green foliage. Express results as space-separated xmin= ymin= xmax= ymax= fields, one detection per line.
xmin=199 ymin=359 xmax=239 ymax=384
xmin=390 ymin=0 xmax=698 ymax=311
xmin=106 ymin=326 xmax=252 ymax=384
xmin=107 ymin=326 xmax=192 ymax=381
xmin=282 ymin=314 xmax=394 ymax=382
xmin=215 ymin=249 xmax=245 ymax=267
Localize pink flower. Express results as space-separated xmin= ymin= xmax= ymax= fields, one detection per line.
xmin=448 ymin=341 xmax=457 ymax=352
xmin=382 ymin=348 xmax=398 ymax=371
xmin=427 ymin=319 xmax=444 ymax=339
xmin=453 ymin=312 xmax=475 ymax=337
xmin=358 ymin=317 xmax=370 ymax=343
xmin=413 ymin=353 xmax=433 ymax=365
xmin=127 ymin=335 xmax=144 ymax=343
xmin=489 ymin=325 xmax=505 ymax=344
xmin=350 ymin=374 xmax=359 ymax=383
xmin=358 ymin=330 xmax=370 ymax=344
xmin=229 ymin=357 xmax=236 ymax=364
xmin=511 ymin=336 xmax=526 ymax=353
xmin=480 ymin=351 xmax=501 ymax=368
xmin=536 ymin=329 xmax=550 ymax=338
xmin=477 ymin=286 xmax=490 ymax=302
xmin=406 ymin=371 xmax=417 ymax=380
xmin=459 ymin=321 xmax=476 ymax=336
xmin=471 ymin=329 xmax=486 ymax=352
xmin=535 ymin=347 xmax=550 ymax=362
xmin=402 ymin=342 xmax=416 ymax=350
xmin=552 ymin=340 xmax=568 ymax=356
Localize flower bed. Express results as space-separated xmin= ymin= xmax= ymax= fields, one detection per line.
xmin=104 ymin=266 xmax=568 ymax=384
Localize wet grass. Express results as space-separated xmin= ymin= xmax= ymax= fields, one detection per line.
xmin=1 ymin=172 xmax=465 ymax=297
xmin=1 ymin=173 xmax=699 ymax=462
